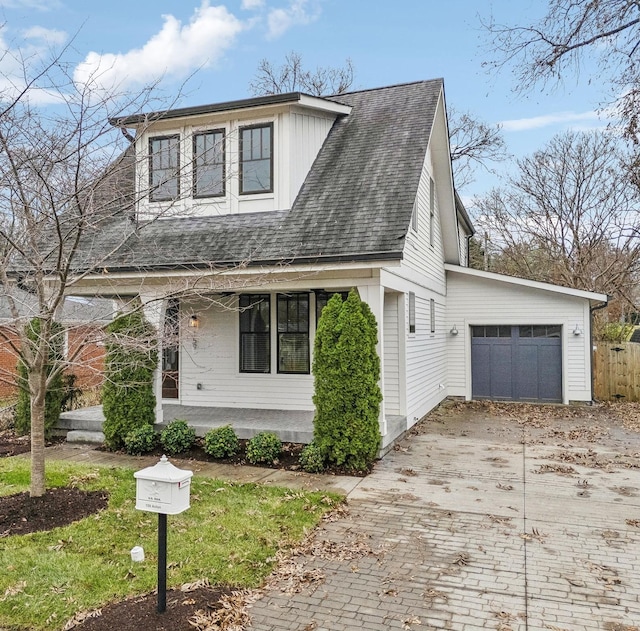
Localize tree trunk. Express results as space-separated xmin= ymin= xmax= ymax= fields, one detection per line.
xmin=29 ymin=370 xmax=47 ymax=497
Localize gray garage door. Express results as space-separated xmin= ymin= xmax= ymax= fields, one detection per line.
xmin=471 ymin=325 xmax=562 ymax=403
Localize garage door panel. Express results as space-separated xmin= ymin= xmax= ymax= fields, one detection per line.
xmin=515 ymin=343 xmax=540 ymax=400
xmin=472 ymin=325 xmax=562 ymax=403
xmin=536 ymin=344 xmax=562 ymax=402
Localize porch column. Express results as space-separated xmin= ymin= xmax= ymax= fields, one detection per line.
xmin=140 ymin=292 xmax=166 ymax=426
xmin=356 ymin=283 xmax=387 ymax=438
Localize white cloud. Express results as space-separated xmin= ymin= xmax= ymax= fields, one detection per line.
xmin=500 ymin=110 xmax=603 ymax=132
xmin=73 ymin=1 xmax=244 ymax=93
xmin=267 ymin=0 xmax=319 ymax=39
xmin=22 ymin=26 xmax=67 ymax=45
xmin=241 ymin=0 xmax=265 ymax=9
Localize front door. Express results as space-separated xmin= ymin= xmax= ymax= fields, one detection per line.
xmin=162 ymin=300 xmax=179 ymax=399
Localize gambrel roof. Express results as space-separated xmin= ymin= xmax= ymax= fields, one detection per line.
xmin=73 ymin=79 xmax=445 ymax=272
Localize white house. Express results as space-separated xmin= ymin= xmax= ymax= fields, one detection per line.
xmin=68 ymin=80 xmax=607 ymax=448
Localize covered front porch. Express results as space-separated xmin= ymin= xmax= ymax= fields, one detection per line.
xmin=57 ymin=404 xmax=315 ymax=444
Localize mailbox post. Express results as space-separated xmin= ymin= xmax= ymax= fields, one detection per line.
xmin=134 ymin=455 xmax=193 ymax=613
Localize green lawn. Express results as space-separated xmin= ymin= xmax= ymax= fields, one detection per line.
xmin=0 ymin=459 xmax=340 ymax=630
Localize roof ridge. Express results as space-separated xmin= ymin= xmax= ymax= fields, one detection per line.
xmin=328 ymin=78 xmax=443 ymax=98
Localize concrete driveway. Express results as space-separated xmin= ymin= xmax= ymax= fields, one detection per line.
xmin=249 ymin=402 xmax=640 ymax=630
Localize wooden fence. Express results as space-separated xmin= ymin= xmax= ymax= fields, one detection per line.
xmin=593 ymin=342 xmax=640 ymax=401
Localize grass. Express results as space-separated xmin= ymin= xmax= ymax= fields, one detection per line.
xmin=0 ymin=458 xmax=340 ymax=630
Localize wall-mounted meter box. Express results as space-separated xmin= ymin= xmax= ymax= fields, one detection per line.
xmin=134 ymin=455 xmax=193 ymax=515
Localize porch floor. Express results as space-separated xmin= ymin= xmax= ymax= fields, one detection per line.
xmin=58 ymin=404 xmax=315 ymax=444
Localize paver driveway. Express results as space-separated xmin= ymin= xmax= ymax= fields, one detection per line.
xmin=249 ymin=403 xmax=640 ymax=630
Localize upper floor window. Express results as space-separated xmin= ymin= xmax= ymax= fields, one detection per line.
xmin=149 ymin=135 xmax=180 ymax=201
xmin=240 ymin=123 xmax=273 ymax=194
xmin=193 ymin=130 xmax=225 ymax=198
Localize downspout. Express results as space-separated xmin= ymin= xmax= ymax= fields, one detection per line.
xmin=590 ymin=299 xmax=609 ymax=403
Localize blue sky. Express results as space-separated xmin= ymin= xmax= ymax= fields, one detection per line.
xmin=0 ymin=0 xmax=613 ymax=201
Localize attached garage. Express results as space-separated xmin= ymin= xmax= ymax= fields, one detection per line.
xmin=445 ymin=265 xmax=608 ymax=404
xmin=471 ymin=325 xmax=562 ymax=402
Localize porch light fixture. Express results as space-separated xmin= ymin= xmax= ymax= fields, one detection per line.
xmin=450 ymin=324 xmax=459 ymax=336
xmin=573 ymin=324 xmax=582 ymax=336
xmin=189 ymin=315 xmax=199 ymax=329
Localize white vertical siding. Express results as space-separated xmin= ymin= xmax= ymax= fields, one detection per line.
xmin=446 ymin=272 xmax=593 ymax=402
xmin=457 ymin=225 xmax=468 ymax=267
xmin=383 ymin=293 xmax=400 ymax=415
xmin=289 ymin=111 xmax=335 ymax=204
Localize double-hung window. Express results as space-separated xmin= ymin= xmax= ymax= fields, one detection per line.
xmin=149 ymin=135 xmax=180 ymax=201
xmin=240 ymin=123 xmax=273 ymax=194
xmin=193 ymin=130 xmax=225 ymax=197
xmin=239 ymin=294 xmax=270 ymax=373
xmin=277 ymin=293 xmax=309 ymax=374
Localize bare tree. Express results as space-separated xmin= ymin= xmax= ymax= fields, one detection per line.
xmin=448 ymin=106 xmax=508 ymax=190
xmin=250 ymin=53 xmax=507 ymax=190
xmin=0 ymin=45 xmax=193 ymax=496
xmin=482 ymin=0 xmax=640 ymax=139
xmin=474 ymin=131 xmax=640 ymax=318
xmin=249 ymin=51 xmax=354 ymax=97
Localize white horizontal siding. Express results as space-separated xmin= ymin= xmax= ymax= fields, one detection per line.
xmin=383 ymin=293 xmax=400 ymax=415
xmin=457 ymin=225 xmax=468 ymax=267
xmin=405 ymin=293 xmax=447 ymax=427
xmin=403 ymin=151 xmax=446 ymax=291
xmin=446 ymin=272 xmax=593 ymax=402
xmin=179 ymin=298 xmax=314 ymax=410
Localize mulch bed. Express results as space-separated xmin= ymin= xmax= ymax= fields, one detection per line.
xmin=66 ymin=586 xmax=236 ymax=631
xmin=0 ymin=487 xmax=109 ymax=537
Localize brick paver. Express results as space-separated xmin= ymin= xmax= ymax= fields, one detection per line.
xmin=249 ymin=432 xmax=640 ymax=630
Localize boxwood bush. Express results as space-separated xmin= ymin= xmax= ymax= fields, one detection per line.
xmin=246 ymin=431 xmax=282 ymax=464
xmin=160 ymin=419 xmax=196 ymax=455
xmin=299 ymin=442 xmax=325 ymax=473
xmin=203 ymin=425 xmax=240 ymax=458
xmin=123 ymin=424 xmax=158 ymax=455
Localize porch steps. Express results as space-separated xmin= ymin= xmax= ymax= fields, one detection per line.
xmin=66 ymin=430 xmax=105 ymax=444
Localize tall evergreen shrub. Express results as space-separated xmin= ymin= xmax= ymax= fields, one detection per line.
xmin=102 ymin=309 xmax=157 ymax=450
xmin=312 ymin=289 xmax=382 ymax=471
xmin=15 ymin=319 xmax=65 ymax=437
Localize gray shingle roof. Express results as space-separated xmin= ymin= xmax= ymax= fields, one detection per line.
xmin=76 ymin=79 xmax=443 ymax=272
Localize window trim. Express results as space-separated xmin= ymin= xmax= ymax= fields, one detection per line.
xmin=149 ymin=134 xmax=180 ymax=202
xmin=409 ymin=292 xmax=416 ymax=334
xmin=430 ymin=298 xmax=435 ymax=334
xmin=239 ymin=294 xmax=271 ymax=373
xmin=239 ymin=123 xmax=274 ymax=195
xmin=192 ymin=129 xmax=225 ymax=199
xmin=429 ymin=176 xmax=435 ymax=247
xmin=277 ymin=293 xmax=310 ymax=374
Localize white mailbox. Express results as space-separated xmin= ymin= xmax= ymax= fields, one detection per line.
xmin=134 ymin=455 xmax=193 ymax=515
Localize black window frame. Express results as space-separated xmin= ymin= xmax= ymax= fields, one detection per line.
xmin=315 ymin=290 xmax=350 ymax=324
xmin=239 ymin=294 xmax=271 ymax=373
xmin=239 ymin=123 xmax=273 ymax=195
xmin=193 ymin=129 xmax=225 ymax=198
xmin=149 ymin=134 xmax=180 ymax=202
xmin=277 ymin=293 xmax=310 ymax=374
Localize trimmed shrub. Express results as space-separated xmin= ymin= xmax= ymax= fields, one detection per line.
xmin=161 ymin=419 xmax=196 ymax=455
xmin=102 ymin=309 xmax=157 ymax=450
xmin=312 ymin=289 xmax=382 ymax=471
xmin=246 ymin=431 xmax=282 ymax=464
xmin=299 ymin=442 xmax=325 ymax=473
xmin=203 ymin=425 xmax=240 ymax=458
xmin=124 ymin=424 xmax=158 ymax=455
xmin=15 ymin=319 xmax=65 ymax=438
